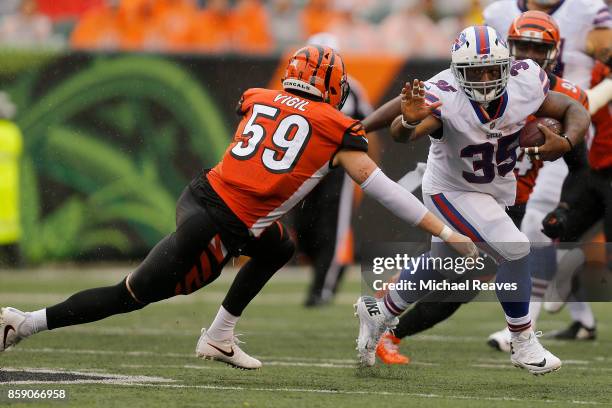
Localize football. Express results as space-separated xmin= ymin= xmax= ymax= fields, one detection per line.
xmin=519 ymin=117 xmax=563 ymax=147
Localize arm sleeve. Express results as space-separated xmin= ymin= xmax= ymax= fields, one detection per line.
xmin=560 ymin=143 xmax=589 ymax=204
xmin=360 ymin=168 xmax=429 ymax=226
xmin=585 ymin=78 xmax=612 ymax=114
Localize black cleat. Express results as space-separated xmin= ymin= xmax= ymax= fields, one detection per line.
xmin=549 ymin=321 xmax=596 ymax=340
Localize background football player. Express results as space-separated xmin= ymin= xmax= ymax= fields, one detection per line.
xmin=539 ymin=59 xmax=612 ymax=339
xmin=357 ymin=24 xmax=590 ymax=374
xmin=0 ymin=45 xmax=477 ymax=370
xmin=296 ymin=32 xmax=380 ymax=308
xmin=484 ymin=0 xmax=612 ymax=345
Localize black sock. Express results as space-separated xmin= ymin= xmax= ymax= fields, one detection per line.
xmin=46 ymin=278 xmax=146 ymax=330
xmin=392 ymin=301 xmax=464 ymax=339
xmin=222 ymin=238 xmax=294 ymax=316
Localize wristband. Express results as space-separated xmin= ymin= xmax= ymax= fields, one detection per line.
xmin=561 ymin=134 xmax=574 ymax=151
xmin=438 ymin=225 xmax=453 ymax=241
xmin=401 ymin=116 xmax=421 ymax=129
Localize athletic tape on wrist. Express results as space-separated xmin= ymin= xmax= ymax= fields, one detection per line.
xmin=438 ymin=225 xmax=453 ymax=241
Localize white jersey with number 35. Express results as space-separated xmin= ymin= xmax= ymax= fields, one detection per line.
xmin=421 ymin=59 xmax=549 ymax=205
xmin=484 ymin=0 xmax=612 ymax=89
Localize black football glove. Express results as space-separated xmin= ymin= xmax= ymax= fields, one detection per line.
xmin=542 ymin=206 xmax=570 ymax=239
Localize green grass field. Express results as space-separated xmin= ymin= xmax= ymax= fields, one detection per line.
xmin=1 ymin=266 xmax=611 ymax=407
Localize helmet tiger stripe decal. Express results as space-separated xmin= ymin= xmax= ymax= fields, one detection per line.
xmin=282 ymin=45 xmax=350 ymax=109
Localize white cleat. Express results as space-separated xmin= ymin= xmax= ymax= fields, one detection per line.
xmin=510 ymin=330 xmax=562 ymax=375
xmin=196 ymin=328 xmax=262 ymax=370
xmin=0 ymin=307 xmax=34 ymax=352
xmin=354 ymin=296 xmax=398 ymax=367
xmin=487 ymin=327 xmax=511 ymax=353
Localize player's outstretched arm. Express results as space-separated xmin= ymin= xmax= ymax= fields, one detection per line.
xmin=361 ymin=94 xmax=402 ymax=133
xmin=362 ymin=80 xmax=442 ymax=136
xmin=529 ymin=91 xmax=590 ymax=161
xmin=390 ymin=80 xmax=442 ymax=143
xmin=585 ymin=73 xmax=612 ymax=114
xmin=333 ymin=149 xmax=478 ymax=258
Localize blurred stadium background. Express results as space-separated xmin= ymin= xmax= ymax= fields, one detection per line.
xmin=0 ymin=0 xmax=502 ymax=265
xmin=0 ymin=1 xmax=611 ymax=406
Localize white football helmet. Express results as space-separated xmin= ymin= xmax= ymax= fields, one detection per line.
xmin=450 ymin=25 xmax=511 ymax=104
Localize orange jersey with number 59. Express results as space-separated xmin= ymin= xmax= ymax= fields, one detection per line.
xmin=207 ymin=88 xmax=368 ymax=236
xmin=514 ymin=73 xmax=588 ymax=205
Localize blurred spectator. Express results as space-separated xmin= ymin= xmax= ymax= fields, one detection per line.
xmin=142 ymin=0 xmax=196 ymax=51
xmin=300 ymin=0 xmax=337 ymax=38
xmin=436 ymin=0 xmax=484 ymax=44
xmin=232 ymin=0 xmax=274 ymax=54
xmin=62 ymin=0 xmax=482 ymax=55
xmin=70 ymin=0 xmax=139 ymax=51
xmin=36 ymin=0 xmax=105 ymax=22
xmin=326 ymin=0 xmax=381 ymax=53
xmin=70 ymin=2 xmax=118 ymax=50
xmin=268 ymin=0 xmax=303 ymax=51
xmin=0 ymin=1 xmax=20 ymax=16
xmin=463 ymin=0 xmax=485 ymax=25
xmin=114 ymin=0 xmax=153 ymax=50
xmin=0 ymin=0 xmax=53 ymax=46
xmin=379 ymin=0 xmax=450 ymax=57
xmin=189 ymin=0 xmax=234 ymax=52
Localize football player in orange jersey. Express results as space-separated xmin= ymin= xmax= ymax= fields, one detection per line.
xmin=0 ymin=45 xmax=477 ymax=369
xmin=371 ymin=11 xmax=593 ymax=365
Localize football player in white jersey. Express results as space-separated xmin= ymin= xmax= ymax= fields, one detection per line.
xmin=356 ymin=25 xmax=590 ymax=375
xmin=484 ymin=0 xmax=612 ymax=345
xmin=484 ymin=0 xmax=611 ymax=88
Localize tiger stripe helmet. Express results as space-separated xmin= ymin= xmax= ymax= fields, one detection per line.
xmin=508 ymin=10 xmax=560 ymax=71
xmin=282 ymin=45 xmax=350 ymax=110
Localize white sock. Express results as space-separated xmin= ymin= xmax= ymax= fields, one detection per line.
xmin=30 ymin=309 xmax=48 ymax=333
xmin=568 ymin=301 xmax=595 ymax=328
xmin=506 ymin=314 xmax=532 ymax=339
xmin=206 ymin=306 xmax=239 ymax=342
xmin=380 ymin=290 xmax=410 ymax=318
xmin=528 ymin=296 xmax=543 ymax=329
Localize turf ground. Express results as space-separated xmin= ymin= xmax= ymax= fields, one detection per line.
xmin=0 ymin=265 xmax=611 ymax=407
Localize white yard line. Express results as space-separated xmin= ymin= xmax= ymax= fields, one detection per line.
xmin=1 ymin=364 xmax=604 ymax=405
xmin=16 ymin=347 xmax=612 ymax=370
xmin=114 ymin=383 xmax=603 ymax=405
xmin=5 ymin=371 xmax=600 ymax=406
xmin=11 ymin=347 xmax=191 ymax=358
xmin=11 ymin=347 xmax=440 ymax=367
xmin=0 ymin=367 xmax=173 ymax=385
xmin=3 ymin=325 xmax=487 ymax=343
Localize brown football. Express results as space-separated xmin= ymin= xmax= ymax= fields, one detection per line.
xmin=519 ymin=117 xmax=563 ymax=147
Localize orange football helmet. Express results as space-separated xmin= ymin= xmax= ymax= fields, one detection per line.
xmin=282 ymin=45 xmax=350 ymax=110
xmin=507 ymin=10 xmax=560 ymax=71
